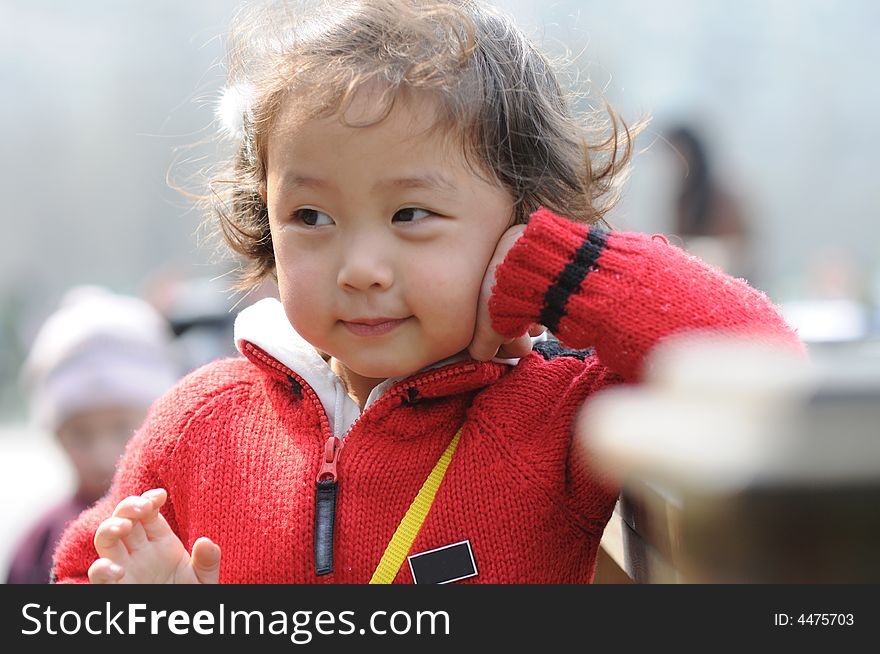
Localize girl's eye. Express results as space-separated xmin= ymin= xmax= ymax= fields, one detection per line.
xmin=292 ymin=208 xmax=334 ymax=227
xmin=393 ymin=208 xmax=431 ymax=223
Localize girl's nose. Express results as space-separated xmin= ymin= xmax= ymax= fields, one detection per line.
xmin=336 ymin=236 xmax=395 ymax=291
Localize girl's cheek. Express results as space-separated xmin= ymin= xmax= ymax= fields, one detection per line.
xmin=278 ymin=264 xmax=326 ymax=320
xmin=277 ymin=246 xmax=324 ymax=287
xmin=410 ymin=267 xmax=480 ymax=326
xmin=285 ymin=278 xmax=322 ymax=310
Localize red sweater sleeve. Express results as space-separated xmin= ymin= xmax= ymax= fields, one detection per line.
xmin=490 ymin=207 xmax=804 ymax=381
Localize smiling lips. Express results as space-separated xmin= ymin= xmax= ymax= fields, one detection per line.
xmin=341 ymin=317 xmax=409 ymax=337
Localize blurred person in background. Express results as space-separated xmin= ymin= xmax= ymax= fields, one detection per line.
xmin=4 ymin=286 xmax=179 ymax=583
xmin=666 ymin=125 xmax=754 ymax=283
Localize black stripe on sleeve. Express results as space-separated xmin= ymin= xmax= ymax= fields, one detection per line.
xmin=538 ymin=228 xmax=608 ymax=333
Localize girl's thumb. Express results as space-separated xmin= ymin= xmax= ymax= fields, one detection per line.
xmin=191 ymin=537 xmax=222 ymax=584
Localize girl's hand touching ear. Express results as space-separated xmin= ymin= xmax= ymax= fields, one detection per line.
xmin=468 ymin=223 xmax=545 ymax=361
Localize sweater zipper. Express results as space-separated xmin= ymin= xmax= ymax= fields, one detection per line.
xmin=240 ymin=343 xmax=483 ymax=578
xmin=239 ymin=344 xmax=342 ymax=576
xmin=310 ymin=363 xmax=481 ymax=577
xmin=314 ymin=434 xmax=342 ymax=575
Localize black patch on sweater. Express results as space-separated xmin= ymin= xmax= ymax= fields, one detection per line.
xmin=401 ymin=387 xmax=421 ymax=407
xmin=534 ymin=340 xmax=594 ymax=361
xmin=287 ymin=375 xmax=304 ymax=399
xmin=539 ymin=228 xmax=608 ymax=332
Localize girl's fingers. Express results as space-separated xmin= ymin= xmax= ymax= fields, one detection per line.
xmin=140 ymin=488 xmax=168 ymax=512
xmin=469 ymin=223 xmax=529 ymax=361
xmin=88 ymin=558 xmax=125 ymax=584
xmin=107 ymin=489 xmax=167 ymax=517
xmin=528 ymin=324 xmax=546 ymax=337
xmin=120 ymin=521 xmax=151 ymax=553
xmin=190 ymin=537 xmax=222 ymax=584
xmin=112 ymin=495 xmax=154 ymax=521
xmin=468 ymin=335 xmax=501 ymax=362
xmin=472 ymin=324 xmax=543 ymax=361
xmin=496 ymin=333 xmax=533 ymax=359
xmin=467 ymin=276 xmax=499 ymax=361
xmin=110 ymin=490 xmax=171 ymax=543
xmin=111 ymin=495 xmax=152 ymax=552
xmin=90 ymin=490 xmax=175 ymax=583
xmin=136 ymin=488 xmax=174 ymax=541
xmin=137 ymin=503 xmax=176 ymax=541
xmin=93 ymin=517 xmax=131 ymax=562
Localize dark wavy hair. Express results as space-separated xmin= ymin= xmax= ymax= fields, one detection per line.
xmin=206 ymin=0 xmax=644 ymax=289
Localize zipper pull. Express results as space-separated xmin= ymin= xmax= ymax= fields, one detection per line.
xmin=317 ymin=435 xmax=341 ymax=483
xmin=314 ymin=436 xmax=342 ymax=576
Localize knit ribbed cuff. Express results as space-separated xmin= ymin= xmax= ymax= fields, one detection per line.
xmin=489 ymin=207 xmax=597 ymax=338
xmin=489 ymin=207 xmax=654 ymax=346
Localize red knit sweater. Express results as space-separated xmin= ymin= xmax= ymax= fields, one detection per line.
xmin=52 ymin=208 xmax=802 ymax=583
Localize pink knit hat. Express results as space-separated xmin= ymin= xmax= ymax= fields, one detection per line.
xmin=22 ymin=286 xmax=180 ymax=431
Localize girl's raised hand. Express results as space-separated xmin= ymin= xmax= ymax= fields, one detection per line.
xmin=87 ymin=488 xmax=221 ymax=584
xmin=468 ymin=223 xmax=544 ymax=361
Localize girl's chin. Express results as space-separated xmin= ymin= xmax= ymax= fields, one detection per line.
xmin=335 ymin=360 xmax=423 ymax=380
xmin=330 ymin=350 xmax=443 ymax=380
xmin=326 ymin=340 xmax=470 ymax=380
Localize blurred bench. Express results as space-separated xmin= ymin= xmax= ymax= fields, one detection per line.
xmin=595 ymin=482 xmax=682 ymax=584
xmin=596 ymin=477 xmax=880 ymax=583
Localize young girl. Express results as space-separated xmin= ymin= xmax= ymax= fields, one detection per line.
xmin=52 ymin=0 xmax=802 ymax=584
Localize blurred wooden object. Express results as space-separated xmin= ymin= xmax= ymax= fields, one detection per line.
xmin=599 ymin=478 xmax=880 ymax=583
xmin=597 ymin=484 xmax=682 ymax=584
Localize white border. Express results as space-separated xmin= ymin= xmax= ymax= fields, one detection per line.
xmin=407 ymin=539 xmax=478 ymax=584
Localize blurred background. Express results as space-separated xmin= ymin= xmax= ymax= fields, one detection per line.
xmin=1 ymin=0 xmax=878 ymax=581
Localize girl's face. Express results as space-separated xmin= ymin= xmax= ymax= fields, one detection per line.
xmin=264 ymin=91 xmax=515 ymax=379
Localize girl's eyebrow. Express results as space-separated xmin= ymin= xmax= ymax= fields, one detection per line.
xmin=282 ymin=175 xmax=335 ymax=191
xmin=280 ymin=172 xmax=456 ymax=193
xmin=376 ymin=173 xmax=456 ymax=193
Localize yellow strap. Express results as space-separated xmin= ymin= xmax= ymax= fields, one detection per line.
xmin=369 ymin=427 xmax=463 ymax=584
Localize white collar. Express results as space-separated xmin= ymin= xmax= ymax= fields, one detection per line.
xmin=234 ymin=298 xmax=545 ymax=437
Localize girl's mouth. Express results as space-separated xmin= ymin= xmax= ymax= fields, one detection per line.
xmin=341 ymin=317 xmax=409 ymax=337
